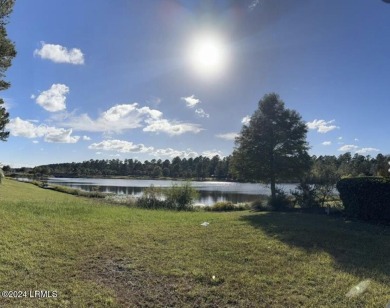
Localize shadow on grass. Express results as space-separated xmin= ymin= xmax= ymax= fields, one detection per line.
xmin=240 ymin=212 xmax=390 ymax=282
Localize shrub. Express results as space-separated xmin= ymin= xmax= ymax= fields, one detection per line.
xmin=136 ymin=182 xmax=198 ymax=211
xmin=205 ymin=201 xmax=249 ymax=212
xmin=164 ymin=182 xmax=199 ymax=211
xmin=336 ymin=177 xmax=390 ymax=222
xmin=267 ymin=188 xmax=293 ymax=210
xmin=291 ymin=180 xmax=320 ymax=208
xmin=136 ymin=185 xmax=169 ymax=209
xmin=250 ymin=198 xmax=271 ymax=211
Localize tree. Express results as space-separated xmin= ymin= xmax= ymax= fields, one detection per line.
xmin=311 ymin=155 xmax=339 ymax=208
xmin=374 ymin=153 xmax=390 ymax=177
xmin=0 ymin=0 xmax=16 ymax=141
xmin=231 ymin=93 xmax=311 ymax=200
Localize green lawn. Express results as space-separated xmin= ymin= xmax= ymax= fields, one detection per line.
xmin=0 ymin=179 xmax=389 ymax=307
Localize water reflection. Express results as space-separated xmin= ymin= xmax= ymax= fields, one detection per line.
xmin=51 ymin=183 xmax=262 ymax=205
xmin=41 ymin=177 xmax=304 ymax=206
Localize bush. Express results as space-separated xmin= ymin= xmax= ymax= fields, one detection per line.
xmin=291 ymin=180 xmax=320 ymax=208
xmin=136 ymin=185 xmax=170 ymax=209
xmin=205 ymin=201 xmax=249 ymax=212
xmin=268 ymin=188 xmax=293 ymax=210
xmin=164 ymin=182 xmax=199 ymax=211
xmin=250 ymin=198 xmax=271 ymax=211
xmin=136 ymin=182 xmax=198 ymax=211
xmin=336 ymin=177 xmax=390 ymax=222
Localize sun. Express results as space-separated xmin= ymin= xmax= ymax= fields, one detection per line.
xmin=188 ymin=33 xmax=228 ymax=77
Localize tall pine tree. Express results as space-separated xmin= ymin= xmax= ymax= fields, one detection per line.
xmin=231 ymin=93 xmax=311 ymax=200
xmin=0 ymin=0 xmax=16 ymax=141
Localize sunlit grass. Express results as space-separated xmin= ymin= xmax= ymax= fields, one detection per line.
xmin=0 ymin=179 xmax=389 ymax=307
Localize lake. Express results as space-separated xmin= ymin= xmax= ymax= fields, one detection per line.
xmin=45 ymin=177 xmax=298 ymax=206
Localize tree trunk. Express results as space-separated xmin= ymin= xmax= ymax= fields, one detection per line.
xmin=270 ymin=151 xmax=276 ymax=200
xmin=270 ymin=173 xmax=276 ymax=200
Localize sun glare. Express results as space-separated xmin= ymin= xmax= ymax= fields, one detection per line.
xmin=188 ymin=33 xmax=228 ymax=77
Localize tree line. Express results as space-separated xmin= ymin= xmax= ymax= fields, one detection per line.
xmin=13 ymin=151 xmax=387 ymax=181
xmin=30 ymin=156 xmax=232 ymax=179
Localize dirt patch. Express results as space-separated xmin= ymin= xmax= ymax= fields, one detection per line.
xmin=81 ymin=255 xmax=240 ymax=307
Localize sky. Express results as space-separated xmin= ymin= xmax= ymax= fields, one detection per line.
xmin=2 ymin=0 xmax=390 ymax=167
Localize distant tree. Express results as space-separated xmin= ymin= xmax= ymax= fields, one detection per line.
xmin=311 ymin=155 xmax=340 ymax=207
xmin=0 ymin=0 xmax=16 ymax=141
xmin=231 ymin=93 xmax=311 ymax=200
xmin=350 ymin=153 xmax=372 ymax=176
xmin=171 ymin=156 xmax=182 ymax=177
xmin=151 ymin=166 xmax=162 ymax=178
xmin=337 ymin=152 xmax=353 ymax=177
xmin=374 ymin=154 xmax=390 ymax=177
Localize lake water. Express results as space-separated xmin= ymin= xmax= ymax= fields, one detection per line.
xmin=46 ymin=177 xmax=298 ymax=206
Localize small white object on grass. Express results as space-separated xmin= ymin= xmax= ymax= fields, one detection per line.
xmin=345 ymin=279 xmax=371 ymax=298
xmin=200 ymin=222 xmax=209 ymax=227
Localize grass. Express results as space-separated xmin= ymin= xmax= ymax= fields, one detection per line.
xmin=0 ymin=179 xmax=389 ymax=307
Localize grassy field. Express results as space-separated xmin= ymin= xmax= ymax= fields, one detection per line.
xmin=0 ymin=179 xmax=389 ymax=307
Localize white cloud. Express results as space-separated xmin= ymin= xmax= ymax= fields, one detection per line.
xmin=61 ymin=103 xmax=200 ymax=136
xmin=143 ymin=119 xmax=202 ymax=136
xmin=8 ymin=117 xmax=80 ymax=143
xmin=181 ymin=95 xmax=209 ymax=119
xmin=88 ymin=140 xmax=154 ymax=153
xmin=82 ymin=135 xmax=91 ymax=141
xmin=215 ymin=132 xmax=238 ymax=141
xmin=35 ymin=84 xmax=69 ymax=112
xmin=338 ymin=136 xmax=343 ymax=140
xmin=241 ymin=115 xmax=250 ymax=126
xmin=181 ymin=95 xmax=200 ymax=108
xmin=307 ymin=119 xmax=338 ymax=133
xmin=355 ymin=147 xmax=380 ymax=154
xmin=338 ymin=144 xmax=359 ymax=152
xmin=102 ymin=104 xmax=161 ymax=122
xmin=62 ymin=103 xmax=163 ymax=133
xmin=8 ymin=117 xmax=48 ymax=138
xmin=32 ymin=140 xmax=39 ymax=144
xmin=201 ymin=150 xmax=224 ymax=158
xmin=151 ymin=148 xmax=199 ymax=159
xmin=195 ymin=108 xmax=209 ymax=118
xmin=354 ymin=138 xmax=359 ymax=141
xmin=44 ymin=128 xmax=80 ymax=143
xmin=322 ymin=141 xmax=332 ymax=146
xmin=88 ymin=139 xmax=222 ymax=159
xmin=34 ymin=42 xmax=84 ymax=65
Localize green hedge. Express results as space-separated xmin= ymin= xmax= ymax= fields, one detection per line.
xmin=336 ymin=177 xmax=390 ymax=221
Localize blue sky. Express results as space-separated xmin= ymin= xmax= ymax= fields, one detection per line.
xmin=2 ymin=0 xmax=390 ymax=167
